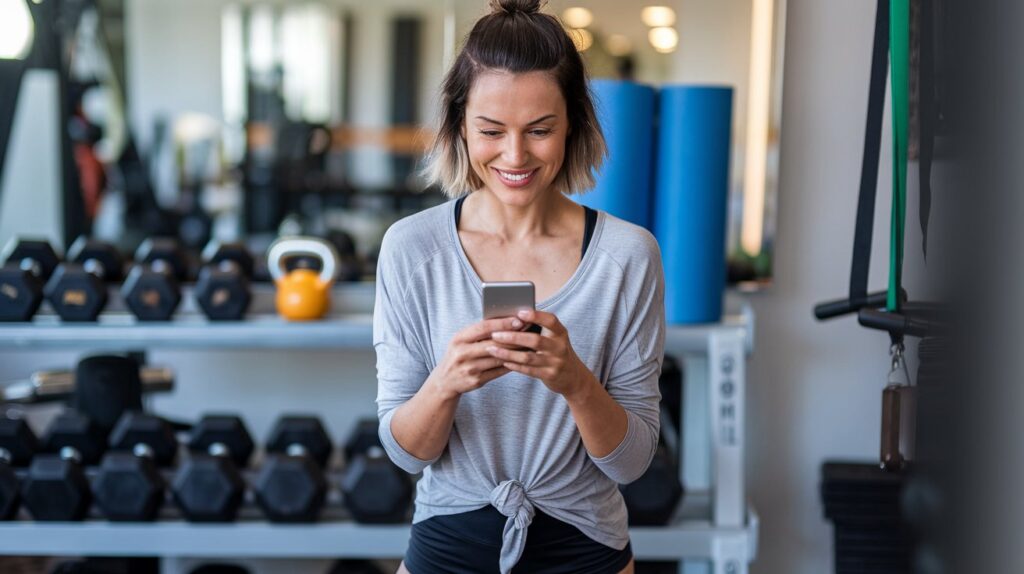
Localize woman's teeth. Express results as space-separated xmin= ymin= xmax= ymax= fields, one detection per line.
xmin=498 ymin=170 xmax=532 ymax=182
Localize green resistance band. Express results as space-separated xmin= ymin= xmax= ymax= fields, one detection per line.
xmin=888 ymin=0 xmax=909 ymax=312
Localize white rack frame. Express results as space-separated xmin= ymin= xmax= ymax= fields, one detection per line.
xmin=0 ymin=284 xmax=756 ymax=574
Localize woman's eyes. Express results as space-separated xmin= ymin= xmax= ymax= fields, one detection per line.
xmin=477 ymin=129 xmax=552 ymax=137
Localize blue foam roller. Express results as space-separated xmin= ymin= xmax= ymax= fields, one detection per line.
xmin=575 ymin=80 xmax=656 ymax=230
xmin=654 ymin=86 xmax=733 ymax=324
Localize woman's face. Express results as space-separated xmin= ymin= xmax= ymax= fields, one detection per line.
xmin=463 ymin=70 xmax=569 ymax=206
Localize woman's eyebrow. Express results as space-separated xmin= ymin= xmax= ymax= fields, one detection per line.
xmin=474 ymin=114 xmax=557 ymax=126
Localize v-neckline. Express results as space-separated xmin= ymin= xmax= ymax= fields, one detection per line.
xmin=448 ymin=198 xmax=604 ymax=310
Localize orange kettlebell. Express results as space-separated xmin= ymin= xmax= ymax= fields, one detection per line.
xmin=267 ymin=237 xmax=340 ymax=321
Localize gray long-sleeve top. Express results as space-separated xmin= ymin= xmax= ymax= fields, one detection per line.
xmin=374 ymin=199 xmax=666 ymax=573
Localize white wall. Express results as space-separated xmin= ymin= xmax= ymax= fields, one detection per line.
xmin=745 ymin=0 xmax=937 ymax=572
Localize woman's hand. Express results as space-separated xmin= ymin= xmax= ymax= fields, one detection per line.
xmin=428 ymin=316 xmax=523 ymax=400
xmin=486 ymin=309 xmax=591 ymax=397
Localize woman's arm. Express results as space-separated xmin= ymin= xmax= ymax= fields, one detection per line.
xmin=489 ymin=315 xmax=629 ymax=456
xmin=384 ymin=317 xmax=522 ymax=462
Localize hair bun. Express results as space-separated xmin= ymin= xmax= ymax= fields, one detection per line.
xmin=489 ymin=0 xmax=544 ymax=16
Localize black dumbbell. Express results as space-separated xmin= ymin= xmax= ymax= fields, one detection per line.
xmin=92 ymin=412 xmax=178 ymax=521
xmin=620 ymin=434 xmax=684 ymax=525
xmin=22 ymin=411 xmax=106 ymax=521
xmin=0 ymin=417 xmax=39 ymax=520
xmin=44 ymin=237 xmax=123 ymax=321
xmin=122 ymin=238 xmax=189 ymax=321
xmin=254 ymin=415 xmax=332 ymax=522
xmin=0 ymin=238 xmax=61 ymax=321
xmin=340 ymin=419 xmax=412 ymax=524
xmin=324 ymin=230 xmax=363 ymax=282
xmin=172 ymin=414 xmax=254 ymax=522
xmin=195 ymin=242 xmax=254 ymax=321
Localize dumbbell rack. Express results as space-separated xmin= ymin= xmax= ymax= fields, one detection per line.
xmin=0 ymin=283 xmax=757 ymax=574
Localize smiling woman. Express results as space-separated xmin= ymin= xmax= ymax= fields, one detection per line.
xmin=375 ymin=1 xmax=666 ymax=573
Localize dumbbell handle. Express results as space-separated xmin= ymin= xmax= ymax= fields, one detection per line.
xmin=0 ymin=366 xmax=174 ymax=404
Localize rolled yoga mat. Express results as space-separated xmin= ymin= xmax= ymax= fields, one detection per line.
xmin=576 ymin=80 xmax=656 ymax=230
xmin=653 ymin=86 xmax=733 ymax=324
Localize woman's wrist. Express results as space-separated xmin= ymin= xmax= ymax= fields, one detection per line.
xmin=561 ymin=365 xmax=598 ymax=406
xmin=425 ymin=371 xmax=462 ymax=404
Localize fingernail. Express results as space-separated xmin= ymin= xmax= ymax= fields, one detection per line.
xmin=487 ymin=346 xmax=497 ymax=353
xmin=517 ymin=310 xmax=530 ymax=319
xmin=493 ymin=332 xmax=509 ymax=340
xmin=511 ymin=319 xmax=523 ymax=328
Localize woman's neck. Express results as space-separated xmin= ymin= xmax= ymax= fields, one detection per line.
xmin=462 ymin=188 xmax=578 ymax=241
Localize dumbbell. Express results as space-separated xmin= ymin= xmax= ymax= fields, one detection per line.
xmin=324 ymin=230 xmax=363 ymax=282
xmin=0 ymin=417 xmax=39 ymax=520
xmin=620 ymin=438 xmax=684 ymax=525
xmin=22 ymin=410 xmax=106 ymax=521
xmin=195 ymin=242 xmax=254 ymax=321
xmin=0 ymin=238 xmax=61 ymax=321
xmin=340 ymin=419 xmax=413 ymax=524
xmin=92 ymin=412 xmax=178 ymax=521
xmin=172 ymin=414 xmax=254 ymax=522
xmin=122 ymin=238 xmax=189 ymax=321
xmin=619 ymin=356 xmax=686 ymax=525
xmin=254 ymin=415 xmax=332 ymax=522
xmin=1 ymin=363 xmax=173 ymax=405
xmin=45 ymin=237 xmax=123 ymax=321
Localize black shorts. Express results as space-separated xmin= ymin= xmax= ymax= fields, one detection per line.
xmin=404 ymin=505 xmax=633 ymax=574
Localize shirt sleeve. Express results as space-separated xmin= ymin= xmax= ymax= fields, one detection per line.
xmin=588 ymin=236 xmax=666 ymax=484
xmin=373 ymin=232 xmax=438 ymax=474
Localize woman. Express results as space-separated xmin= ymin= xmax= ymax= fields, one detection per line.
xmin=374 ymin=0 xmax=666 ymax=572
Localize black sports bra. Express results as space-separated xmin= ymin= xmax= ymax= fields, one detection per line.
xmin=454 ymin=195 xmax=598 ymax=259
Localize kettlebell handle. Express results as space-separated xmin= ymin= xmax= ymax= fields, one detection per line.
xmin=267 ymin=237 xmax=339 ymax=284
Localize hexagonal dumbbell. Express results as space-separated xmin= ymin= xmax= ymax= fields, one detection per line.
xmin=22 ymin=411 xmax=106 ymax=521
xmin=620 ymin=440 xmax=684 ymax=526
xmin=44 ymin=237 xmax=123 ymax=321
xmin=340 ymin=418 xmax=412 ymax=524
xmin=255 ymin=415 xmax=332 ymax=522
xmin=122 ymin=238 xmax=189 ymax=321
xmin=92 ymin=412 xmax=178 ymax=521
xmin=172 ymin=414 xmax=254 ymax=522
xmin=0 ymin=238 xmax=61 ymax=321
xmin=0 ymin=417 xmax=39 ymax=520
xmin=195 ymin=242 xmax=254 ymax=321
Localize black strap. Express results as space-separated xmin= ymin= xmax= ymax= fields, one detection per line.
xmin=918 ymin=0 xmax=935 ymax=259
xmin=454 ymin=196 xmax=597 ymax=259
xmin=849 ymin=0 xmax=891 ymax=302
xmin=581 ymin=206 xmax=597 ymax=257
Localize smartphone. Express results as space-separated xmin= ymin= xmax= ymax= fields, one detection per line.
xmin=482 ymin=281 xmax=542 ymax=334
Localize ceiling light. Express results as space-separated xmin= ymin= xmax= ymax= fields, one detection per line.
xmin=641 ymin=6 xmax=676 ymax=28
xmin=561 ymin=7 xmax=593 ymax=29
xmin=0 ymin=0 xmax=35 ymax=60
xmin=648 ymin=27 xmax=678 ymax=53
xmin=569 ymin=27 xmax=593 ymax=52
xmin=605 ymin=34 xmax=633 ymax=57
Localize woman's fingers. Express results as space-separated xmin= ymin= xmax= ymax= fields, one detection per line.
xmin=456 ymin=317 xmax=524 ymax=344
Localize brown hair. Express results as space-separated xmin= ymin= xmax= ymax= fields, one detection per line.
xmin=424 ymin=0 xmax=606 ymax=197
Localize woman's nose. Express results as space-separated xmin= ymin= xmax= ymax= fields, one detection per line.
xmin=503 ymin=133 xmax=528 ymax=166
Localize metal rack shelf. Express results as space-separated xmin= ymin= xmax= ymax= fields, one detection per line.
xmin=0 ymin=283 xmax=752 ymax=353
xmin=0 ymin=494 xmax=757 ymax=562
xmin=0 ymin=283 xmax=757 ymax=573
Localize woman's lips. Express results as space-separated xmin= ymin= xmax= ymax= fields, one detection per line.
xmin=493 ymin=168 xmax=537 ymax=188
